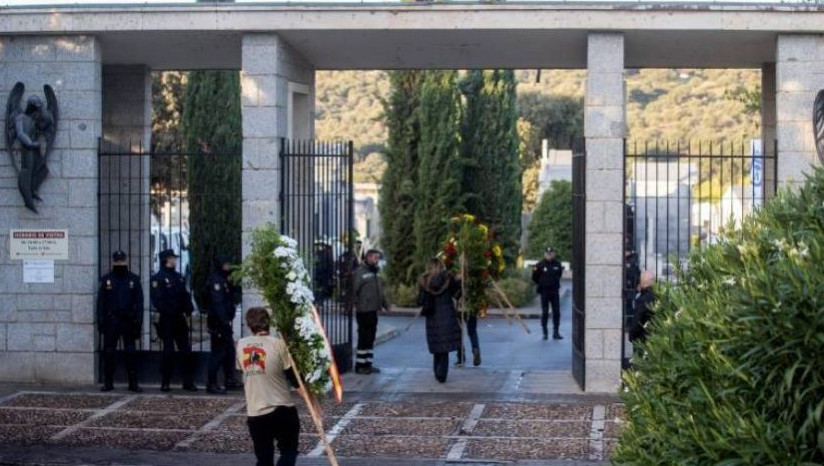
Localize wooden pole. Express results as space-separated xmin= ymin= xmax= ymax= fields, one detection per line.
xmin=490 ymin=280 xmax=531 ymax=335
xmin=286 ymin=351 xmax=340 ymax=466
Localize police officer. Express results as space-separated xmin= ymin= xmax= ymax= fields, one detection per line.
xmin=151 ymin=249 xmax=197 ymax=392
xmin=205 ymin=255 xmax=241 ymax=395
xmin=623 ymin=249 xmax=641 ymax=331
xmin=97 ymin=250 xmax=143 ymax=392
xmin=532 ymin=247 xmax=565 ymax=340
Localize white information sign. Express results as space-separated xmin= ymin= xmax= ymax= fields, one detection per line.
xmin=10 ymin=229 xmax=69 ymax=260
xmin=23 ymin=259 xmax=55 ymax=284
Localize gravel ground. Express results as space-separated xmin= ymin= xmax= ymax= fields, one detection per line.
xmin=124 ymin=396 xmax=238 ymax=413
xmin=603 ymin=420 xmax=623 ymax=438
xmin=606 ymin=403 xmax=625 ymax=420
xmin=358 ymin=402 xmax=473 ymax=419
xmin=483 ymin=403 xmax=593 ymax=421
xmin=88 ymin=411 xmax=214 ymax=430
xmin=464 ymin=438 xmax=589 ymax=460
xmin=55 ymin=427 xmax=190 ymax=451
xmin=342 ymin=418 xmax=460 ymax=436
xmin=472 ymin=420 xmax=591 ymax=438
xmin=604 ymin=438 xmax=618 ymax=457
xmin=2 ymin=393 xmax=120 ymax=410
xmin=331 ymin=435 xmax=450 ymax=458
xmin=0 ymin=407 xmax=93 ymax=426
xmin=179 ymin=430 xmax=318 ymax=455
xmin=0 ymin=425 xmax=62 ymax=445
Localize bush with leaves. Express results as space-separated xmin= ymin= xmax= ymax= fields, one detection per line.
xmin=614 ymin=169 xmax=824 ymax=465
xmin=526 ymin=180 xmax=572 ymax=261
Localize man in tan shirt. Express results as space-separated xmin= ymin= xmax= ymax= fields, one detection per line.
xmin=236 ymin=307 xmax=301 ymax=466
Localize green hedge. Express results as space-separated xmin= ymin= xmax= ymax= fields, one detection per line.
xmin=614 ymin=169 xmax=824 ymax=465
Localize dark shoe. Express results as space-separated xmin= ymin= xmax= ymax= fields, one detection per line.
xmin=160 ymin=384 xmax=171 ymax=392
xmin=207 ymin=384 xmax=227 ymax=395
xmin=369 ymin=366 xmax=381 ymax=374
xmin=183 ymin=383 xmax=199 ymax=392
xmin=100 ymin=384 xmax=114 ymax=392
xmin=472 ymin=348 xmax=481 ymax=367
xmin=543 ymin=334 xmax=549 ymax=341
xmin=553 ymin=332 xmax=564 ymax=340
xmin=225 ymin=379 xmax=243 ymax=390
xmin=436 ymin=375 xmax=446 ymax=384
xmin=127 ymin=384 xmax=143 ymax=393
xmin=355 ymin=367 xmax=371 ymax=375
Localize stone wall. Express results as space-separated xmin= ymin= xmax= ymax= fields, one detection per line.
xmin=0 ymin=36 xmax=102 ymax=383
xmin=240 ymin=33 xmax=315 ymax=311
xmin=776 ymin=34 xmax=824 ymax=188
xmin=584 ymin=33 xmax=625 ymax=393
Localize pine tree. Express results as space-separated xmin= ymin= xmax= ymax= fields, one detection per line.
xmin=379 ymin=71 xmax=425 ymax=285
xmin=461 ymin=70 xmax=523 ymax=264
xmin=182 ymin=70 xmax=242 ymax=308
xmin=414 ymin=70 xmax=464 ymax=274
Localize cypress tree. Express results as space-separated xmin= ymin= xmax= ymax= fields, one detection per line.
xmin=182 ymin=70 xmax=242 ymax=307
xmin=461 ymin=70 xmax=523 ymax=264
xmin=380 ymin=71 xmax=425 ymax=285
xmin=414 ymin=70 xmax=464 ymax=274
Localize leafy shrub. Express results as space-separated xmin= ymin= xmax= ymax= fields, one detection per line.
xmin=389 ymin=283 xmax=419 ymax=308
xmin=526 ymin=180 xmax=572 ymax=261
xmin=494 ymin=270 xmax=536 ymax=308
xmin=614 ymin=169 xmax=824 ymax=465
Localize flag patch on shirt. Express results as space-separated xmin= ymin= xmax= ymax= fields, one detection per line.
xmin=242 ymin=346 xmax=267 ymax=372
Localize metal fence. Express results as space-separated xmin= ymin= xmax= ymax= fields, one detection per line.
xmin=571 ymin=150 xmax=586 ymax=390
xmin=622 ymin=140 xmax=777 ymax=364
xmin=98 ymin=140 xmax=243 ymax=355
xmin=280 ymin=139 xmax=355 ymax=373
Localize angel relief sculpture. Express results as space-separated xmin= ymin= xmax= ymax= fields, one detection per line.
xmin=5 ymin=82 xmax=59 ymax=213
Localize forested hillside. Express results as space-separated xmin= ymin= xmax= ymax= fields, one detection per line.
xmin=316 ymin=68 xmax=761 ymax=186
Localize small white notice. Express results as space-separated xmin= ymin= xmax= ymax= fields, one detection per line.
xmin=23 ymin=259 xmax=55 ymax=284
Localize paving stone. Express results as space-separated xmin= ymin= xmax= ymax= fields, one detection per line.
xmin=472 ymin=420 xmax=590 ymax=438
xmin=482 ymin=403 xmax=593 ymax=421
xmin=88 ymin=411 xmax=213 ymax=430
xmin=0 ymin=407 xmax=92 ymax=426
xmin=358 ymin=402 xmax=472 ymax=419
xmin=331 ymin=435 xmax=450 ymax=458
xmin=2 ymin=393 xmax=120 ymax=409
xmin=54 ymin=428 xmax=190 ymax=451
xmin=124 ymin=396 xmax=238 ymax=414
xmin=464 ymin=438 xmax=588 ymax=461
xmin=0 ymin=425 xmax=62 ymax=445
xmin=341 ymin=418 xmax=460 ymax=437
xmin=180 ymin=430 xmax=317 ymax=455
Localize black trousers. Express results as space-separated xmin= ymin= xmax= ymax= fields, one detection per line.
xmin=247 ymin=406 xmax=300 ymax=466
xmin=355 ymin=311 xmax=378 ymax=370
xmin=456 ymin=315 xmax=479 ymax=362
xmin=433 ymin=352 xmax=449 ymax=382
xmin=159 ymin=314 xmax=193 ymax=385
xmin=208 ymin=327 xmax=236 ymax=385
xmin=541 ymin=291 xmax=561 ymax=334
xmin=101 ymin=318 xmax=138 ymax=386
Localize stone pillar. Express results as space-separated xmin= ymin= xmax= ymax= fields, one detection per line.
xmin=776 ymin=34 xmax=824 ymax=189
xmin=761 ymin=63 xmax=777 ymax=199
xmin=0 ymin=36 xmax=102 ymax=383
xmin=241 ymin=33 xmax=314 ymax=313
xmin=584 ymin=33 xmax=625 ymax=393
xmin=100 ymin=65 xmax=152 ymax=348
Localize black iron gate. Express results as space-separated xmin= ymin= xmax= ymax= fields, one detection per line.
xmin=571 ymin=150 xmax=586 ymax=390
xmin=98 ymin=139 xmax=242 ymax=383
xmin=622 ymin=140 xmax=777 ymax=366
xmin=279 ymin=139 xmax=355 ymax=374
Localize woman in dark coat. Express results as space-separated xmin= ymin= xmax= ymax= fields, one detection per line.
xmin=418 ymin=258 xmax=462 ymax=383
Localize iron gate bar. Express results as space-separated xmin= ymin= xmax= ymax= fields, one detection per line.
xmin=571 ymin=146 xmax=586 ymax=391
xmin=622 ymin=139 xmax=778 ymax=367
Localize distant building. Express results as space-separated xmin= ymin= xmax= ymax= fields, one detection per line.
xmin=354 ymin=183 xmax=381 ymax=250
xmin=538 ymin=140 xmax=572 ymax=198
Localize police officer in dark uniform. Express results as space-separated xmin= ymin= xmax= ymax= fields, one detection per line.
xmin=97 ymin=250 xmax=144 ymax=393
xmin=205 ymin=255 xmax=241 ymax=395
xmin=532 ymin=247 xmax=565 ymax=340
xmin=151 ymin=249 xmax=197 ymax=392
xmin=623 ymin=249 xmax=641 ymax=331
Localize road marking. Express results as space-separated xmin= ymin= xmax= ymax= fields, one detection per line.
xmin=174 ymin=400 xmax=245 ymax=450
xmin=308 ymin=402 xmax=365 ymax=457
xmin=588 ymin=404 xmax=606 ymax=461
xmin=446 ymin=403 xmax=486 ymax=460
xmin=49 ymin=395 xmax=137 ymax=442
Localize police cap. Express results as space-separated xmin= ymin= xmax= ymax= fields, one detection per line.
xmin=112 ymin=250 xmax=127 ymax=261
